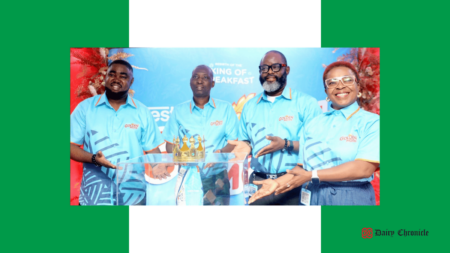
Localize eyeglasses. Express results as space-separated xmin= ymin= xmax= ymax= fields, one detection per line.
xmin=324 ymin=75 xmax=357 ymax=89
xmin=259 ymin=63 xmax=287 ymax=73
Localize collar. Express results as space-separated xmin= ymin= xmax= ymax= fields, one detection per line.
xmin=326 ymin=101 xmax=360 ymax=120
xmin=95 ymin=94 xmax=137 ymax=109
xmin=190 ymin=97 xmax=216 ymax=113
xmin=257 ymin=87 xmax=292 ymax=104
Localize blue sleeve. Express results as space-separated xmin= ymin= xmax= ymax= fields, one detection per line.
xmin=70 ymin=101 xmax=88 ymax=145
xmin=142 ymin=108 xmax=165 ymax=152
xmin=162 ymin=107 xmax=179 ymax=144
xmin=238 ymin=103 xmax=250 ymax=141
xmin=225 ymin=104 xmax=239 ymax=141
xmin=355 ymin=118 xmax=380 ymax=164
xmin=303 ymin=96 xmax=323 ymax=127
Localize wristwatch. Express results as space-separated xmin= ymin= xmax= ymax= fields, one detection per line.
xmin=287 ymin=140 xmax=294 ymax=152
xmin=243 ymin=140 xmax=252 ymax=150
xmin=92 ymin=154 xmax=101 ymax=167
xmin=282 ymin=138 xmax=288 ymax=152
xmin=311 ymin=170 xmax=320 ymax=184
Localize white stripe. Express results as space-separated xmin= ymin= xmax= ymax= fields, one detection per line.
xmin=129 ymin=0 xmax=321 ymax=252
xmin=130 ymin=0 xmax=321 ymax=47
xmin=130 ymin=206 xmax=321 ymax=253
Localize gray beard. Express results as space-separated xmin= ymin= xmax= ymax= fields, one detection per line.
xmin=262 ymin=80 xmax=281 ymax=93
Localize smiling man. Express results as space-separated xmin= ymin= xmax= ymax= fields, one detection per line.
xmin=229 ymin=50 xmax=323 ymax=205
xmin=161 ymin=65 xmax=239 ymax=205
xmin=70 ymin=59 xmax=164 ymax=205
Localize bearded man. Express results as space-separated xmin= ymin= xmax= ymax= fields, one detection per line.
xmin=228 ymin=50 xmax=322 ymax=205
xmin=70 ymin=59 xmax=164 ymax=205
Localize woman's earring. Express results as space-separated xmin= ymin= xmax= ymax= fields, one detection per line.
xmin=326 ymin=97 xmax=331 ymax=102
xmin=357 ymin=92 xmax=362 ymax=98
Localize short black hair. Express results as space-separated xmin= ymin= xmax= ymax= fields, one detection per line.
xmin=193 ymin=65 xmax=214 ymax=79
xmin=262 ymin=50 xmax=288 ymax=65
xmin=108 ymin=59 xmax=133 ymax=73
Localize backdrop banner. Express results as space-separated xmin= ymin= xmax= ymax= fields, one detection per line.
xmin=71 ymin=47 xmax=380 ymax=205
xmin=108 ymin=48 xmax=354 ymax=131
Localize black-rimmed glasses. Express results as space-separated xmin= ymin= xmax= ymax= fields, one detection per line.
xmin=259 ymin=63 xmax=287 ymax=73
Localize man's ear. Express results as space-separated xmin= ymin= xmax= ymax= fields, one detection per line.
xmin=211 ymin=80 xmax=215 ymax=88
xmin=286 ymin=66 xmax=290 ymax=75
xmin=130 ymin=77 xmax=134 ymax=87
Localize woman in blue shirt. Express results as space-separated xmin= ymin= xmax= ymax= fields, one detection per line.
xmin=248 ymin=61 xmax=379 ymax=205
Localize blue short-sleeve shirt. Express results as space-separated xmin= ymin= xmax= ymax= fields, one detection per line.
xmin=298 ymin=101 xmax=380 ymax=182
xmin=238 ymin=87 xmax=322 ymax=173
xmin=70 ymin=94 xmax=164 ymax=205
xmin=162 ymin=97 xmax=239 ymax=153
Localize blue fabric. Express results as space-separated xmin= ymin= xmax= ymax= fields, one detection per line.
xmin=146 ymin=177 xmax=177 ymax=206
xmin=162 ymin=97 xmax=239 ymax=153
xmin=304 ymin=181 xmax=375 ymax=205
xmin=238 ymin=87 xmax=322 ymax=173
xmin=70 ymin=94 xmax=164 ymax=205
xmin=298 ymin=101 xmax=380 ymax=182
xmin=151 ymin=98 xmax=238 ymax=206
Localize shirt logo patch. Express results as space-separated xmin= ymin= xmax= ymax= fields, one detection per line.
xmin=279 ymin=115 xmax=294 ymax=121
xmin=125 ymin=123 xmax=139 ymax=129
xmin=210 ymin=120 xmax=223 ymax=126
xmin=340 ymin=134 xmax=357 ymax=142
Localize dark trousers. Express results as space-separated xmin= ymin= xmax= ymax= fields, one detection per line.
xmin=249 ymin=172 xmax=300 ymax=205
xmin=308 ymin=181 xmax=375 ymax=206
xmin=201 ymin=170 xmax=231 ymax=205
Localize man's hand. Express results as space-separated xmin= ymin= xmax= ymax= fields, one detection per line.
xmin=152 ymin=163 xmax=170 ymax=180
xmin=248 ymin=179 xmax=279 ymax=204
xmin=228 ymin=140 xmax=251 ymax=154
xmin=227 ymin=140 xmax=251 ymax=162
xmin=95 ymin=151 xmax=116 ymax=169
xmin=254 ymin=136 xmax=284 ymax=158
xmin=275 ymin=166 xmax=310 ymax=195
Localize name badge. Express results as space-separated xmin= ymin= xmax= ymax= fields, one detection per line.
xmin=300 ymin=187 xmax=311 ymax=206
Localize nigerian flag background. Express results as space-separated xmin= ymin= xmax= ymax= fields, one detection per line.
xmin=2 ymin=0 xmax=447 ymax=252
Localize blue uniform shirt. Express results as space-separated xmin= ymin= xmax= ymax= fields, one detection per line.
xmin=163 ymin=97 xmax=238 ymax=153
xmin=238 ymin=87 xmax=322 ymax=173
xmin=298 ymin=101 xmax=380 ymax=182
xmin=70 ymin=94 xmax=164 ymax=205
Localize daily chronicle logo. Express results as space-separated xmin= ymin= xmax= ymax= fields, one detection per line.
xmin=362 ymin=228 xmax=429 ymax=239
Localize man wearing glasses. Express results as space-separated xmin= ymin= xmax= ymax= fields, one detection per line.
xmin=229 ymin=50 xmax=322 ymax=205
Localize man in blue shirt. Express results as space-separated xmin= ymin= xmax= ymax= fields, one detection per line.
xmin=162 ymin=65 xmax=239 ymax=205
xmin=70 ymin=60 xmax=164 ymax=205
xmin=230 ymin=50 xmax=322 ymax=205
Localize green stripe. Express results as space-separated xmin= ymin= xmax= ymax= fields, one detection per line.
xmin=322 ymin=0 xmax=447 ymax=252
xmin=2 ymin=1 xmax=129 ymax=252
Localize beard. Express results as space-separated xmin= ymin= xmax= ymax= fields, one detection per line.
xmin=259 ymin=71 xmax=287 ymax=93
xmin=105 ymin=86 xmax=129 ymax=100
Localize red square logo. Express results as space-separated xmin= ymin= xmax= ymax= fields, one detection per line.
xmin=362 ymin=228 xmax=373 ymax=239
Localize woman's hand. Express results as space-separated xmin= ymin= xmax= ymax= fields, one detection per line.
xmin=248 ymin=179 xmax=279 ymax=204
xmin=275 ymin=166 xmax=311 ymax=195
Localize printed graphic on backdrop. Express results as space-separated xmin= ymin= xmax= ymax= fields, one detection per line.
xmin=108 ymin=48 xmax=351 ymax=131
